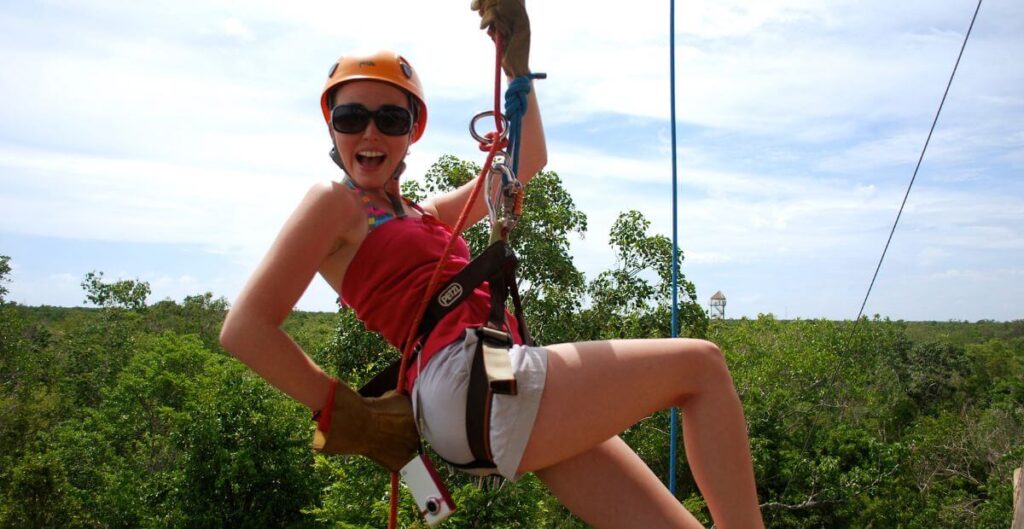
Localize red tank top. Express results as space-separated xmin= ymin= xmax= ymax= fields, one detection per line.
xmin=340 ymin=208 xmax=520 ymax=390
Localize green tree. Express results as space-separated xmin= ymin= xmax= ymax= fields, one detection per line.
xmin=583 ymin=210 xmax=706 ymax=341
xmin=171 ymin=354 xmax=324 ymax=529
xmin=0 ymin=264 xmax=66 ymax=514
xmin=0 ymin=451 xmax=82 ymax=528
xmin=707 ymin=316 xmax=1024 ymax=528
xmin=6 ymin=283 xmax=1023 ymax=527
xmin=312 ymin=308 xmax=397 ymax=389
xmin=53 ymin=307 xmax=144 ymax=409
xmin=82 ymin=271 xmax=151 ymax=310
xmin=896 ymin=340 xmax=972 ymax=415
xmin=146 ymin=293 xmax=230 ymax=351
xmin=4 ymin=330 xmax=327 ymax=529
xmin=0 ymin=255 xmax=10 ymax=302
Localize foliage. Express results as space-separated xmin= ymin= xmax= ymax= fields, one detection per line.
xmin=0 ymin=320 xmax=326 ymax=528
xmin=313 ymin=306 xmax=398 ymax=387
xmin=81 ymin=270 xmax=151 ymax=311
xmin=170 ymin=349 xmax=324 ymax=528
xmin=582 ymin=210 xmax=706 ymax=341
xmin=904 ymin=319 xmax=1024 ymax=346
xmin=710 ymin=315 xmax=1022 ymax=528
xmin=0 ymin=255 xmax=10 ymax=302
xmin=1 ymin=155 xmax=1021 ymax=527
xmin=6 ymin=304 xmax=1019 ymax=528
xmin=145 ymin=292 xmax=230 ymax=351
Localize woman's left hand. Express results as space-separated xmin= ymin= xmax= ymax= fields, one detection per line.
xmin=471 ymin=0 xmax=531 ymax=77
xmin=313 ymin=381 xmax=419 ymax=472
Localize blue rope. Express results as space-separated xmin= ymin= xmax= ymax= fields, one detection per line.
xmin=504 ymin=73 xmax=545 ymax=181
xmin=668 ymin=0 xmax=680 ymax=496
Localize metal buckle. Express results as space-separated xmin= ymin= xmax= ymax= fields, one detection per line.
xmin=476 ymin=327 xmax=517 ymax=395
xmin=478 ymin=326 xmax=513 ymax=346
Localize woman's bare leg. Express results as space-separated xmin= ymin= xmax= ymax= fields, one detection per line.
xmin=518 ymin=338 xmax=764 ymax=529
xmin=536 ymin=436 xmax=704 ymax=529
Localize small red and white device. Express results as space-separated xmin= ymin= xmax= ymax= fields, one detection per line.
xmin=400 ymin=453 xmax=455 ymax=526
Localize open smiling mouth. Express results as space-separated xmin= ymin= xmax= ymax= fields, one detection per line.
xmin=356 ymin=151 xmax=386 ymax=170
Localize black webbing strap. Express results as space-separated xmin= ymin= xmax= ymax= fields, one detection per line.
xmin=455 ymin=326 xmax=517 ymax=474
xmin=506 ymin=263 xmax=533 ymax=347
xmin=488 ymin=257 xmax=511 ymax=330
xmin=358 ymin=342 xmax=420 ymax=398
xmin=418 ymin=241 xmax=512 ymax=337
xmin=486 ymin=247 xmax=534 ymax=348
xmin=465 ymin=328 xmax=497 ymax=469
xmin=358 ymin=359 xmax=400 ymax=398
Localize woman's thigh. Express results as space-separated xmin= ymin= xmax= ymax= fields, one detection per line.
xmin=517 ymin=338 xmax=731 ymax=473
xmin=535 ymin=436 xmax=704 ymax=529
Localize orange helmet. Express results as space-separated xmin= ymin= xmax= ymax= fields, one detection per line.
xmin=321 ymin=51 xmax=427 ymax=143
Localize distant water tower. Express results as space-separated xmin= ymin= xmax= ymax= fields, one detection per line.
xmin=710 ymin=291 xmax=726 ymax=319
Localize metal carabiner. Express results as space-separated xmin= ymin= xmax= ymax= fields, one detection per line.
xmin=469 ymin=111 xmax=510 ymax=145
xmin=485 ymin=152 xmax=510 ymax=228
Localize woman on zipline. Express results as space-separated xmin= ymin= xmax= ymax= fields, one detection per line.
xmin=220 ymin=2 xmax=764 ymax=527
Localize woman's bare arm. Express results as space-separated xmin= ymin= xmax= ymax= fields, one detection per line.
xmin=220 ymin=182 xmax=356 ymax=410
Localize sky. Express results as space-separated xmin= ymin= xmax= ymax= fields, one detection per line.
xmin=1 ymin=0 xmax=1022 ymax=321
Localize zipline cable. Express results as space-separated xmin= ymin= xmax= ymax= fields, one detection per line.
xmin=856 ymin=0 xmax=983 ymax=321
xmin=668 ymin=0 xmax=681 ymax=496
xmin=775 ymin=0 xmax=983 ymax=507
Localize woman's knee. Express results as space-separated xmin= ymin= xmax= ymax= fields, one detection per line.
xmin=668 ymin=337 xmax=723 ymax=360
xmin=689 ymin=338 xmax=724 ymax=359
xmin=671 ymin=338 xmax=731 ymax=385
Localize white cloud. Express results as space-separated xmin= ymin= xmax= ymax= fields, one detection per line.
xmin=221 ymin=17 xmax=255 ymax=43
xmin=1 ymin=0 xmax=1021 ymax=319
xmin=0 ymin=145 xmax=306 ymax=260
xmin=686 ymin=251 xmax=735 ymax=265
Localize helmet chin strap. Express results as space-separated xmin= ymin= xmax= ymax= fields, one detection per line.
xmin=386 ymin=161 xmax=408 ymax=218
xmin=329 ymin=144 xmax=407 ymax=218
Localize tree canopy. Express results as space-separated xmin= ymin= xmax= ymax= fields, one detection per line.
xmin=1 ymin=156 xmax=1020 ymax=528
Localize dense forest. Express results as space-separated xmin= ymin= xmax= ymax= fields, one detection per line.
xmin=1 ymin=156 xmax=1022 ymax=528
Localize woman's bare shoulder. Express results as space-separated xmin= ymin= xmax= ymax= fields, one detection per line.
xmin=300 ymin=180 xmax=361 ymax=224
xmin=281 ymin=180 xmax=363 ymax=254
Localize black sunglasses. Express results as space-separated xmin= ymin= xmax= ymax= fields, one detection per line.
xmin=331 ymin=103 xmax=413 ymax=136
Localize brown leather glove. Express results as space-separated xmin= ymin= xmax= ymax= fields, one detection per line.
xmin=471 ymin=0 xmax=531 ymax=77
xmin=312 ymin=379 xmax=419 ymax=472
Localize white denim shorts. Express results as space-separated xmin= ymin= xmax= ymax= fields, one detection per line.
xmin=412 ymin=329 xmax=548 ymax=481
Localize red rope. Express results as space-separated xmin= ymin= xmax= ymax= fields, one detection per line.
xmin=387 ymin=33 xmax=505 ymax=529
xmin=389 ymin=473 xmax=399 ymax=529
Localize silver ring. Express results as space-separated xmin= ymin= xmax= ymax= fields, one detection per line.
xmin=469 ymin=111 xmax=510 ymax=144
